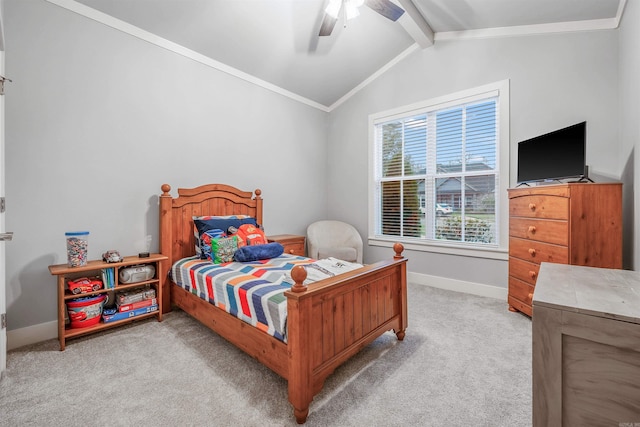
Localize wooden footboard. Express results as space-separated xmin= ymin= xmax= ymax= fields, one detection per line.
xmin=286 ymin=243 xmax=407 ymax=423
xmin=169 ymin=246 xmax=407 ymax=424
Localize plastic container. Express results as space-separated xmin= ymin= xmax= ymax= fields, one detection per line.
xmin=67 ymin=294 xmax=106 ymax=328
xmin=65 ymin=231 xmax=89 ymax=267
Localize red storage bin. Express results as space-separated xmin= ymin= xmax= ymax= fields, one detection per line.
xmin=67 ymin=294 xmax=106 ymax=328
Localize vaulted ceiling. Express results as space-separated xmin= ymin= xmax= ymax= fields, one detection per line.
xmin=64 ymin=0 xmax=625 ymax=110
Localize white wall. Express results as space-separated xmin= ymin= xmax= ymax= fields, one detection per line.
xmin=4 ymin=0 xmax=328 ymax=331
xmin=326 ymin=30 xmax=621 ymax=288
xmin=4 ymin=0 xmax=633 ymax=337
xmin=619 ymin=0 xmax=640 ymax=270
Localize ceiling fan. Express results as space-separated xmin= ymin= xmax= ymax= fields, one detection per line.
xmin=319 ymin=0 xmax=405 ymax=36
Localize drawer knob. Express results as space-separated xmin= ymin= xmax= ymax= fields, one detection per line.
xmin=288 ymin=249 xmax=294 ymax=254
xmin=528 ymin=292 xmax=533 ymax=303
xmin=528 ymin=225 xmax=536 ymax=233
xmin=529 ymin=270 xmax=537 ymax=279
xmin=528 ymin=248 xmax=536 ymax=256
xmin=528 ymin=203 xmax=536 ymax=211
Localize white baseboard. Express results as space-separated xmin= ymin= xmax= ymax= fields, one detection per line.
xmin=7 ymin=273 xmax=506 ymax=350
xmin=409 ymin=271 xmax=507 ymax=301
xmin=7 ymin=321 xmax=57 ymax=351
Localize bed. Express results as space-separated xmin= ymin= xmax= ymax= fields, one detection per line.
xmin=158 ymin=183 xmax=408 ymax=424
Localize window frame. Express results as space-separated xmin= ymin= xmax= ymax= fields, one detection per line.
xmin=368 ymin=80 xmax=510 ymax=260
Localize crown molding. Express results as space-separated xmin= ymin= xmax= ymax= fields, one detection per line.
xmin=328 ymin=43 xmax=420 ymax=112
xmin=44 ymin=0 xmax=628 ymax=113
xmin=436 ymin=15 xmax=626 ymax=42
xmin=45 ymin=0 xmax=330 ymax=112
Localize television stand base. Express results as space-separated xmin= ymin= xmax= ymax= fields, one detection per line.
xmin=568 ymin=176 xmax=594 ymax=183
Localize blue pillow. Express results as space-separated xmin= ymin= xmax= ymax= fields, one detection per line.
xmin=234 ymin=242 xmax=284 ymax=262
xmin=194 ymin=217 xmax=257 ymax=237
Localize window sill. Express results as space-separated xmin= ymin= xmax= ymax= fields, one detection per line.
xmin=368 ymin=237 xmax=508 ymax=261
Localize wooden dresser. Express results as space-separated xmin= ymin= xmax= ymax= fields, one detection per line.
xmin=507 ymin=183 xmax=622 ymax=316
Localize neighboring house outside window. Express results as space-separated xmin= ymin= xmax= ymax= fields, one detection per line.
xmin=369 ymin=80 xmax=510 ymax=259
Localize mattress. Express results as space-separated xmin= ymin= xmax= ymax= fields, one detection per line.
xmin=171 ymin=254 xmax=314 ymax=342
xmin=171 ymin=255 xmax=364 ymax=342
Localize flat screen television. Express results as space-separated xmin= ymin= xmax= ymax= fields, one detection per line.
xmin=517 ymin=121 xmax=587 ymax=184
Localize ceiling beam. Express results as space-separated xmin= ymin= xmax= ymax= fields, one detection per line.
xmin=396 ymin=0 xmax=434 ymax=48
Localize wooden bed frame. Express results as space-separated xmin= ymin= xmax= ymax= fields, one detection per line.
xmin=159 ymin=183 xmax=408 ymax=424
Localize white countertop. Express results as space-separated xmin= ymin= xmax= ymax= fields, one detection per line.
xmin=533 ymin=262 xmax=640 ymax=325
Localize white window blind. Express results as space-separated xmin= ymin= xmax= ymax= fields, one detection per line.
xmin=371 ymin=83 xmax=507 ymax=251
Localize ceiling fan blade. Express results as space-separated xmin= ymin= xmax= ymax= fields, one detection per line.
xmin=319 ymin=13 xmax=338 ymax=36
xmin=365 ymin=0 xmax=405 ymax=21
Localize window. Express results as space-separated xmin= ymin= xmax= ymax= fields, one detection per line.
xmin=369 ymin=81 xmax=509 ymax=258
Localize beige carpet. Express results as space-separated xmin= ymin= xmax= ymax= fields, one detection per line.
xmin=0 ymin=283 xmax=532 ymax=426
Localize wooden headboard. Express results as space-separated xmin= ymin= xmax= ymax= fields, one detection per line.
xmin=159 ymin=183 xmax=263 ymax=267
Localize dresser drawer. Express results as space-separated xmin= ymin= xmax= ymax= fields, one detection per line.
xmin=509 ymin=237 xmax=568 ymax=265
xmin=509 ymin=218 xmax=568 ymax=246
xmin=509 ymin=256 xmax=540 ymax=285
xmin=510 ymin=195 xmax=568 ymax=220
xmin=508 ymin=295 xmax=532 ymax=317
xmin=509 ymin=276 xmax=535 ymax=306
xmin=281 ymin=242 xmax=305 ymax=256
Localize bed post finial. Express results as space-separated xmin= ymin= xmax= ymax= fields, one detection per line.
xmin=393 ymin=243 xmax=405 ymax=259
xmin=290 ymin=265 xmax=307 ymax=293
xmin=159 ymin=183 xmax=173 ymax=314
xmin=254 ymin=189 xmax=263 ymax=226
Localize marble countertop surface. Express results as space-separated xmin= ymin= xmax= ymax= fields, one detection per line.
xmin=533 ymin=262 xmax=640 ymax=324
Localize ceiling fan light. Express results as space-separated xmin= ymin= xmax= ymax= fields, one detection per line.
xmin=345 ymin=2 xmax=360 ymax=20
xmin=325 ymin=0 xmax=342 ymax=19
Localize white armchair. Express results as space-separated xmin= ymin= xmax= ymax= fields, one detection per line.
xmin=306 ymin=220 xmax=363 ymax=264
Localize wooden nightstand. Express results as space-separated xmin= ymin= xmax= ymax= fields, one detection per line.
xmin=267 ymin=234 xmax=306 ymax=256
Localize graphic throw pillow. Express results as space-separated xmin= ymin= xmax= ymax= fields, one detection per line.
xmin=210 ymin=236 xmax=238 ymax=264
xmin=199 ymin=229 xmax=226 ymax=261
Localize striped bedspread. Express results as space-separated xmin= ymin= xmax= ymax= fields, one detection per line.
xmin=171 ymin=254 xmax=315 ymax=342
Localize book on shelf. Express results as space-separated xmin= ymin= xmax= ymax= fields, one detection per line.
xmin=101 ymin=267 xmax=115 ymax=289
xmin=117 ymin=298 xmax=157 ymax=313
xmin=102 ymin=304 xmax=158 ymax=323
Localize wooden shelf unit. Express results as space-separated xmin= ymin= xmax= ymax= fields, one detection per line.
xmin=507 ymin=183 xmax=622 ymax=316
xmin=48 ymin=253 xmax=168 ymax=350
